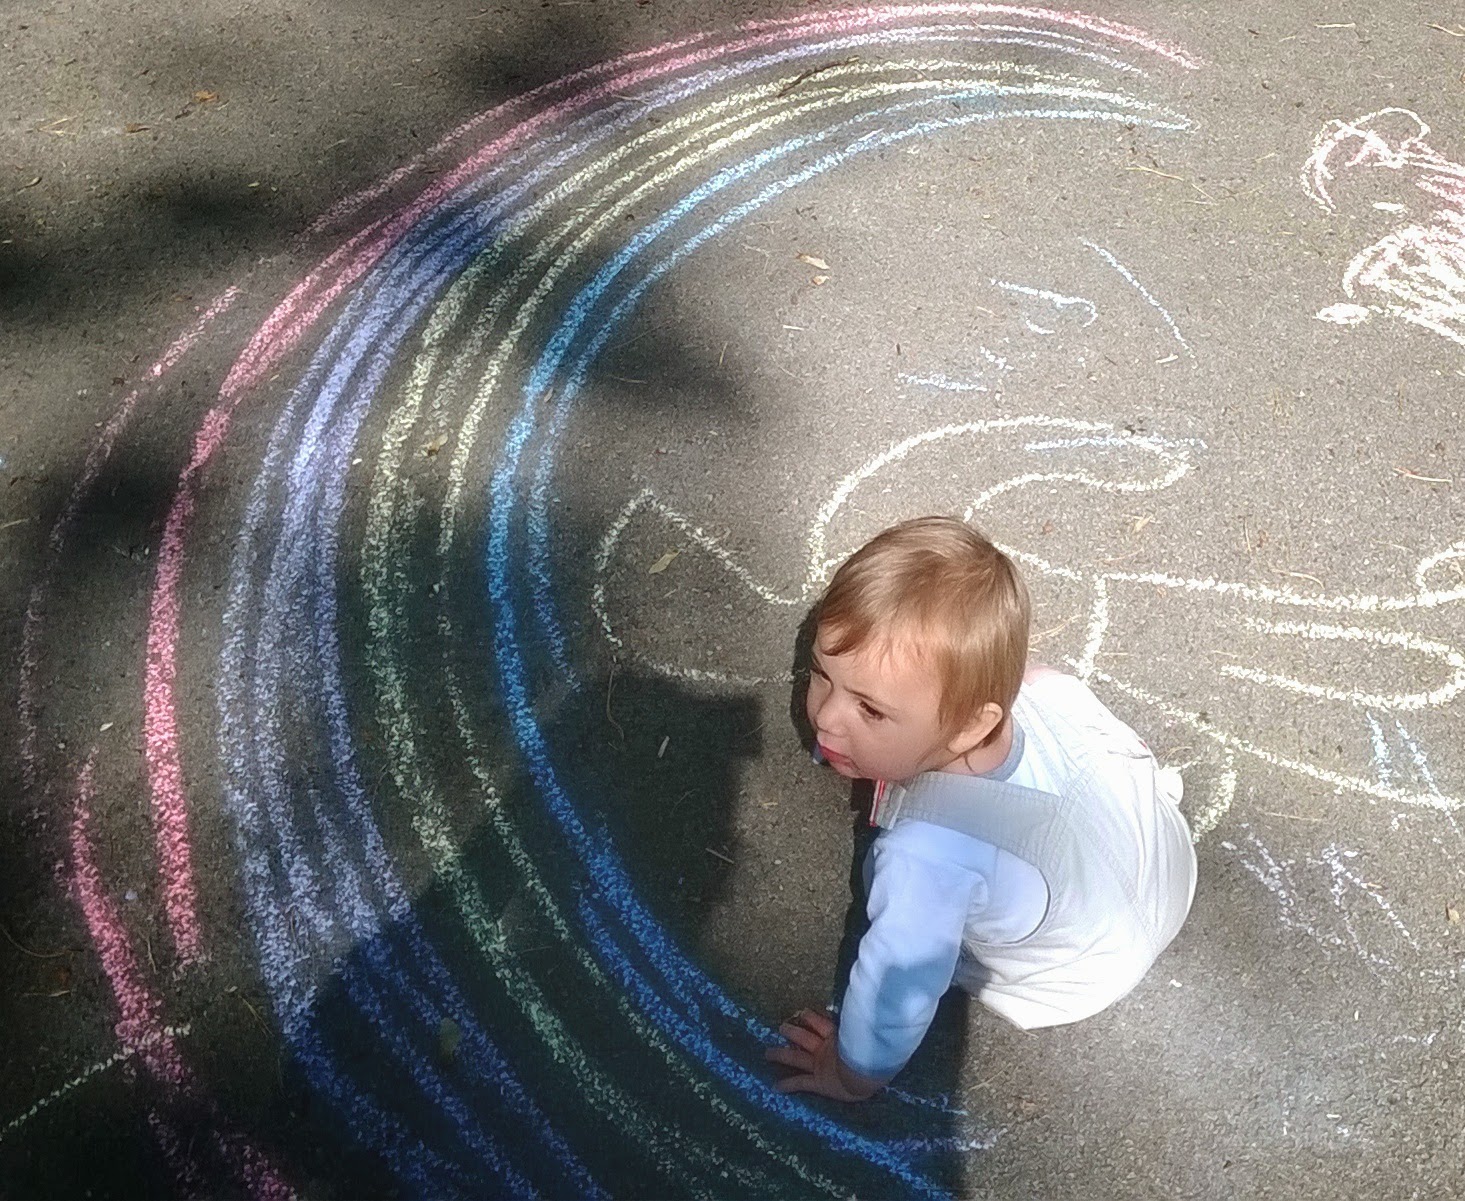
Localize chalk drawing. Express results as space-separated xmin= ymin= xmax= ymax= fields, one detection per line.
xmin=8 ymin=8 xmax=1231 ymax=1197
xmin=899 ymin=370 xmax=991 ymax=392
xmin=1083 ymin=239 xmax=1193 ymax=357
xmin=595 ymin=415 xmax=1198 ymax=687
xmin=67 ymin=759 xmax=290 ymax=1200
xmin=898 ymin=348 xmax=1011 ymax=393
xmin=0 ymin=1024 xmax=193 ymax=1143
xmin=1225 ymin=816 xmax=1461 ymax=985
xmin=991 ymin=277 xmax=1099 ymax=332
xmin=1223 ymin=707 xmax=1464 ymax=982
xmin=1304 ymin=107 xmax=1465 ymax=348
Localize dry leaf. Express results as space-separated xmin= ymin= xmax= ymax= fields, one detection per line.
xmin=796 ymin=253 xmax=830 ymax=270
xmin=193 ymin=90 xmax=220 ymax=104
xmin=438 ymin=1016 xmax=462 ymax=1063
xmin=1448 ymin=903 xmax=1461 ymax=925
xmin=99 ymin=721 xmax=114 ymax=732
xmin=811 ymin=274 xmax=829 ymax=286
xmin=21 ymin=176 xmax=41 ymax=189
xmin=648 ymin=550 xmax=680 ymax=575
xmin=421 ymin=435 xmax=448 ymax=456
xmin=123 ymin=122 xmax=150 ymax=134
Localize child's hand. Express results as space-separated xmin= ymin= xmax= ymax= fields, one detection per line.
xmin=764 ymin=1008 xmax=883 ymax=1102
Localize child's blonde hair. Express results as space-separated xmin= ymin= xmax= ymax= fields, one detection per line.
xmin=815 ymin=516 xmax=1030 ymax=741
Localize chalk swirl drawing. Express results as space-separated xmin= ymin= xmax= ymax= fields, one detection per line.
xmin=11 ymin=8 xmax=1206 ymax=1197
xmin=598 ymin=420 xmax=1465 ymax=834
xmin=1304 ymin=107 xmax=1465 ymax=347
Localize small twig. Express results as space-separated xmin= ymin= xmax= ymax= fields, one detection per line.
xmin=1315 ymin=22 xmax=1356 ymax=29
xmin=605 ymin=664 xmax=626 ymax=744
xmin=1031 ymin=615 xmax=1075 ymax=644
xmin=0 ymin=919 xmax=72 ymax=960
xmin=777 ymin=57 xmax=859 ymax=97
xmin=605 ymin=321 xmax=664 ymax=357
xmin=1271 ymin=568 xmax=1325 ymax=588
xmin=1393 ymin=466 xmax=1453 ymax=484
xmin=1259 ymin=811 xmax=1324 ymax=822
xmin=1126 ymin=164 xmax=1185 ymax=183
xmin=704 ymin=846 xmax=735 ymax=865
xmin=0 ymin=516 xmax=35 ymax=530
xmin=238 ymin=994 xmax=272 ymax=1037
xmin=1428 ymin=23 xmax=1465 ymax=37
xmin=1125 ymin=164 xmax=1214 ymax=202
xmin=21 ymin=988 xmax=73 ymax=998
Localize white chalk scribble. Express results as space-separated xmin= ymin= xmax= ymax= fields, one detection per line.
xmin=1304 ymin=107 xmax=1465 ymax=348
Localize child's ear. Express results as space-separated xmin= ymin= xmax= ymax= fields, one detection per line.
xmin=947 ymin=702 xmax=1005 ymax=758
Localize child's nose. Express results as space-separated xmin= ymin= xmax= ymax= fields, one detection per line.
xmin=809 ymin=693 xmax=842 ymax=738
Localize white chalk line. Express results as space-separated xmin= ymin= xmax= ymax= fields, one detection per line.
xmin=2 ymin=1024 xmax=193 ymax=1143
xmin=1009 ymin=546 xmax=1465 ymax=615
xmin=1226 ymin=828 xmax=1407 ymax=977
xmin=1090 ymin=668 xmax=1461 ymax=813
xmin=1186 ymin=756 xmax=1236 ymax=842
xmin=1083 ymin=239 xmax=1194 ymax=357
xmin=991 ymin=277 xmax=1098 ymax=326
xmin=891 ymin=349 xmax=1011 ymax=397
xmin=1226 ymin=818 xmax=1459 ymax=984
xmin=1214 ymin=617 xmax=1465 ymax=711
xmin=898 ymin=371 xmax=989 ymax=393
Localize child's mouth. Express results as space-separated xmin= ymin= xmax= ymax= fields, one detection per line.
xmin=818 ymin=743 xmax=855 ymax=770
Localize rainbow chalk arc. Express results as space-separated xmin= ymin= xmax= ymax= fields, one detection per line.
xmin=20 ymin=8 xmax=1199 ymax=1196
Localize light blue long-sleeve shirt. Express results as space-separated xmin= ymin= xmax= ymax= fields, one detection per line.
xmin=836 ymin=819 xmax=1047 ymax=1080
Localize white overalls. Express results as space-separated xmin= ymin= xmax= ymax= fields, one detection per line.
xmin=838 ymin=673 xmax=1197 ymax=1077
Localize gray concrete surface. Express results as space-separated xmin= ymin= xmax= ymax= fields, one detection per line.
xmin=3 ymin=2 xmax=1463 ymax=1197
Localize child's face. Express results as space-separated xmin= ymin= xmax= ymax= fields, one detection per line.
xmin=806 ymin=627 xmax=955 ymax=783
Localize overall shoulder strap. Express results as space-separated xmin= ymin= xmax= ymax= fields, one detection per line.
xmin=872 ymin=770 xmax=1062 ymax=854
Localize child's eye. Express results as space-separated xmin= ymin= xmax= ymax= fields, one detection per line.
xmin=859 ymin=701 xmax=886 ymax=721
xmin=809 ymin=663 xmax=829 ymax=680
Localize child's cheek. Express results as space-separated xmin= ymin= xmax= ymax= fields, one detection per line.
xmin=805 ymin=677 xmax=828 ymax=726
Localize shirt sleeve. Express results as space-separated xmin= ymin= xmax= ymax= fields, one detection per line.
xmin=836 ymin=828 xmax=981 ymax=1081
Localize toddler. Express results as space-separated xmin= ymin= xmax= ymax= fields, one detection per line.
xmin=766 ymin=516 xmax=1197 ymax=1101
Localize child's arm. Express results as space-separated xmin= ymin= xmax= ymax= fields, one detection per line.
xmin=767 ymin=828 xmax=977 ymax=1099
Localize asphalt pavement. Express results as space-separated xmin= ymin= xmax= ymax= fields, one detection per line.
xmin=2 ymin=2 xmax=1463 ymax=1197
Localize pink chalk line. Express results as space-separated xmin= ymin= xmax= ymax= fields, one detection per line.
xmin=69 ymin=757 xmax=293 ymax=1200
xmin=17 ymin=288 xmax=242 ymax=793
